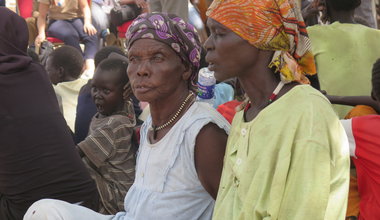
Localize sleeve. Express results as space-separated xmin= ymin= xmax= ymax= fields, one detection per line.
xmin=78 ymin=122 xmax=121 ymax=168
xmin=276 ymin=140 xmax=331 ymax=219
xmin=341 ymin=119 xmax=356 ymax=157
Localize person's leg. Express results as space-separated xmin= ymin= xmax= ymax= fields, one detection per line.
xmin=47 ymin=20 xmax=82 ymax=52
xmin=23 ymin=199 xmax=114 ymax=220
xmin=70 ymin=18 xmax=98 ymax=60
xmin=161 ymin=0 xmax=189 ymax=22
xmin=70 ymin=18 xmax=98 ymax=77
xmin=91 ymin=2 xmax=110 ymax=32
xmin=91 ymin=2 xmax=110 ymax=48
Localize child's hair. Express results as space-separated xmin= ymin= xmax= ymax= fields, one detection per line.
xmin=48 ymin=45 xmax=84 ymax=79
xmin=97 ymin=58 xmax=129 ymax=86
xmin=327 ymin=0 xmax=361 ymax=11
xmin=94 ymin=46 xmax=125 ymax=67
xmin=372 ymin=58 xmax=380 ymax=100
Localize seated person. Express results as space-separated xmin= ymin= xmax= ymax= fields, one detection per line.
xmin=75 ymin=46 xmax=142 ymax=144
xmin=327 ymin=58 xmax=380 ymax=219
xmin=46 ymin=45 xmax=88 ymax=133
xmin=307 ymin=0 xmax=380 ymax=118
xmin=24 ymin=12 xmax=230 ymax=220
xmin=77 ymin=58 xmax=137 ymax=214
xmin=0 ymin=8 xmax=99 ymax=220
xmin=35 ymin=0 xmax=97 ymax=77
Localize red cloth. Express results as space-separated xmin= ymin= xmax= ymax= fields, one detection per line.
xmin=216 ymin=100 xmax=242 ymax=124
xmin=352 ymin=115 xmax=380 ymax=220
xmin=117 ymin=20 xmax=134 ymax=38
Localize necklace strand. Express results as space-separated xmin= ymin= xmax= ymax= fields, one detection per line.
xmin=150 ymin=92 xmax=194 ymax=136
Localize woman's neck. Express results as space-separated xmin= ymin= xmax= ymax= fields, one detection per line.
xmin=149 ymin=86 xmax=191 ymax=128
xmin=239 ymin=68 xmax=280 ymax=109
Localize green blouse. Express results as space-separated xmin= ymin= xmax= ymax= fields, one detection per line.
xmin=213 ymin=85 xmax=350 ymax=220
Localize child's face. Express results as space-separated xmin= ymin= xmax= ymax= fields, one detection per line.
xmin=46 ymin=57 xmax=61 ymax=85
xmin=91 ymin=69 xmax=124 ymax=116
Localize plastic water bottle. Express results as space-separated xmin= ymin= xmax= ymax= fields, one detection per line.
xmin=197 ymin=67 xmax=216 ymax=106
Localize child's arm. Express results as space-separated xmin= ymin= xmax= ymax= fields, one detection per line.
xmin=326 ymin=95 xmax=380 ymax=113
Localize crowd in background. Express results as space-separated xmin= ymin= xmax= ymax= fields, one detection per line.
xmin=1 ymin=0 xmax=380 ymax=220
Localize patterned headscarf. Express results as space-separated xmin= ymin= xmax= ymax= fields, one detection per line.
xmin=126 ymin=12 xmax=202 ymax=78
xmin=207 ymin=0 xmax=317 ymax=83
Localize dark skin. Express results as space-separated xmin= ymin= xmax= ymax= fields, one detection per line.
xmin=325 ymin=0 xmax=356 ymax=24
xmin=326 ymin=94 xmax=380 ymax=113
xmin=205 ymin=18 xmax=299 ymax=121
xmin=90 ymin=68 xmax=126 ymax=116
xmin=304 ymin=0 xmax=357 ymax=24
xmin=77 ymin=67 xmax=128 ymax=157
xmin=45 ymin=56 xmax=78 ymax=85
xmin=127 ymin=38 xmax=227 ymax=199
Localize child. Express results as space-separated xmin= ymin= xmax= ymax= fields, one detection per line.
xmin=338 ymin=58 xmax=380 ymax=220
xmin=77 ymin=58 xmax=137 ymax=214
xmin=75 ymin=46 xmax=127 ymax=144
xmin=45 ymin=45 xmax=87 ymax=132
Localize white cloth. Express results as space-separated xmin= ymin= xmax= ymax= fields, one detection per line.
xmin=340 ymin=119 xmax=357 ymax=158
xmin=23 ymin=199 xmax=113 ymax=220
xmin=113 ymin=102 xmax=230 ymax=220
xmin=54 ymin=78 xmax=87 ymax=132
xmin=23 ymin=102 xmax=230 ymax=220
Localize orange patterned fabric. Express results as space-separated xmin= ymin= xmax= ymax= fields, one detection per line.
xmin=207 ymin=0 xmax=316 ymax=83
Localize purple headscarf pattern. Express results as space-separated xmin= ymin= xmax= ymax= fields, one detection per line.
xmin=126 ymin=12 xmax=202 ymax=77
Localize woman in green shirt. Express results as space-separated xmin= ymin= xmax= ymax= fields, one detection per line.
xmin=204 ymin=0 xmax=350 ymax=219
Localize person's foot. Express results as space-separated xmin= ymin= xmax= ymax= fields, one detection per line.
xmin=81 ymin=59 xmax=95 ymax=79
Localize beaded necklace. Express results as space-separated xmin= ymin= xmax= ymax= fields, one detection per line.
xmin=244 ymin=81 xmax=285 ymax=112
xmin=150 ymin=92 xmax=194 ymax=139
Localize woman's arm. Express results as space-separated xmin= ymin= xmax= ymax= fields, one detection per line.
xmin=194 ymin=123 xmax=228 ymax=199
xmin=326 ymin=95 xmax=380 ymax=113
xmin=35 ymin=2 xmax=49 ymax=46
xmin=78 ymin=0 xmax=97 ymax=35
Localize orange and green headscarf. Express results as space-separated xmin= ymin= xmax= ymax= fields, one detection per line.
xmin=207 ymin=0 xmax=316 ymax=84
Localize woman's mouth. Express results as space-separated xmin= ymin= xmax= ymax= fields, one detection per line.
xmin=134 ymin=85 xmax=151 ymax=93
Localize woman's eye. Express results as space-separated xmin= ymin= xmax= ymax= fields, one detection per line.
xmin=152 ymin=55 xmax=164 ymax=62
xmin=128 ymin=56 xmax=136 ymax=63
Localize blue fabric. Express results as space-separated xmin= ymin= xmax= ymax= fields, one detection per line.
xmin=48 ymin=18 xmax=98 ymax=59
xmin=75 ymin=81 xmax=97 ymax=144
xmin=213 ymin=82 xmax=234 ymax=108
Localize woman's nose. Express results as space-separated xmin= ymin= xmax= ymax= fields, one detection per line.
xmin=136 ymin=60 xmax=150 ymax=77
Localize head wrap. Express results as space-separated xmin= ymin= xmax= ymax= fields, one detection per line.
xmin=207 ymin=0 xmax=317 ymax=83
xmin=0 ymin=7 xmax=31 ymax=74
xmin=0 ymin=7 xmax=29 ymax=56
xmin=126 ymin=12 xmax=202 ymax=78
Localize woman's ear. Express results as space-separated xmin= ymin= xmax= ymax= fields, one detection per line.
xmin=182 ymin=62 xmax=192 ymax=81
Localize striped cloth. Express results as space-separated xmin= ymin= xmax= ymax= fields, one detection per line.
xmin=78 ymin=112 xmax=136 ymax=214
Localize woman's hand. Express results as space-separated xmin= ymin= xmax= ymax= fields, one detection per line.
xmin=135 ymin=0 xmax=148 ymax=8
xmin=83 ymin=22 xmax=97 ymax=36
